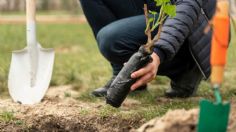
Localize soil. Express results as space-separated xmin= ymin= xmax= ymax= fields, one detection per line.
xmin=136 ymin=102 xmax=236 ymax=132
xmin=0 ymin=86 xmax=143 ymax=132
xmin=0 ymin=86 xmax=235 ymax=132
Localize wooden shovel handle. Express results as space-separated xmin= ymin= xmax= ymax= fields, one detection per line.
xmin=26 ymin=0 xmax=36 ymax=22
xmin=26 ymin=0 xmax=37 ymax=46
xmin=210 ymin=0 xmax=230 ymax=84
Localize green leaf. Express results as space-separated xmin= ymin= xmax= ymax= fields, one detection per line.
xmin=163 ymin=4 xmax=176 ymax=17
xmin=148 ymin=18 xmax=154 ymax=23
xmin=148 ymin=0 xmax=176 ymax=32
xmin=162 ymin=0 xmax=171 ymax=3
xmin=154 ymin=0 xmax=171 ymax=6
xmin=149 ymin=10 xmax=157 ymax=15
xmin=154 ymin=0 xmax=162 ymax=6
xmin=145 ymin=18 xmax=154 ymax=32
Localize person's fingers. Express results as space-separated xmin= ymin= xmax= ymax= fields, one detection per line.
xmin=131 ymin=64 xmax=152 ymax=79
xmin=131 ymin=73 xmax=154 ymax=91
xmin=131 ymin=74 xmax=152 ymax=91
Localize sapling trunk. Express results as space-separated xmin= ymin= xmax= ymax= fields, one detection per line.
xmin=106 ymin=2 xmax=176 ymax=107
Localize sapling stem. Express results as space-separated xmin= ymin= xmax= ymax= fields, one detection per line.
xmin=144 ymin=3 xmax=170 ymax=54
xmin=144 ymin=4 xmax=152 ymax=48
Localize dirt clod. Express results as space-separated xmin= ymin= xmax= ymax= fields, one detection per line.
xmin=136 ymin=104 xmax=236 ymax=132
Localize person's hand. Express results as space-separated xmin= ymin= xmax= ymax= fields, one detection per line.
xmin=130 ymin=53 xmax=160 ymax=91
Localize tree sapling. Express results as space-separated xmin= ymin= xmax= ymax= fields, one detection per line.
xmin=106 ymin=0 xmax=176 ymax=108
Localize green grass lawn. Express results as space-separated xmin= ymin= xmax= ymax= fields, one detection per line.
xmin=0 ymin=23 xmax=235 ymax=121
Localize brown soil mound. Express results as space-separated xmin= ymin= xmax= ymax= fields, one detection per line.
xmin=136 ymin=104 xmax=236 ymax=132
xmin=0 ymin=86 xmax=143 ymax=132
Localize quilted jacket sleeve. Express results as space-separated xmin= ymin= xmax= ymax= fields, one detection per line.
xmin=153 ymin=0 xmax=203 ymax=62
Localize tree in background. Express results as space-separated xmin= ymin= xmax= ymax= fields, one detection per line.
xmin=0 ymin=0 xmax=25 ymax=11
xmin=0 ymin=0 xmax=80 ymax=13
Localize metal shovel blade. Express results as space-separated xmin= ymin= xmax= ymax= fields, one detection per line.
xmin=198 ymin=99 xmax=230 ymax=132
xmin=8 ymin=43 xmax=54 ymax=105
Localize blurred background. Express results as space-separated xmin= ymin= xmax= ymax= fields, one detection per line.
xmin=0 ymin=0 xmax=82 ymax=14
xmin=0 ymin=0 xmax=85 ymax=24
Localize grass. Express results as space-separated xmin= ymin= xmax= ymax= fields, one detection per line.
xmin=0 ymin=110 xmax=26 ymax=129
xmin=98 ymin=105 xmax=120 ymax=118
xmin=0 ymin=22 xmax=235 ymax=121
xmin=0 ymin=110 xmax=15 ymax=122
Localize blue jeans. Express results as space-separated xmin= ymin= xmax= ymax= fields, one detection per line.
xmin=80 ymin=0 xmax=202 ymax=85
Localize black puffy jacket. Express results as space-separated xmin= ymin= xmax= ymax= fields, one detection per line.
xmin=150 ymin=0 xmax=217 ymax=79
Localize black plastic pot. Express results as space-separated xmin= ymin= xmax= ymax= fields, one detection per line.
xmin=106 ymin=46 xmax=152 ymax=108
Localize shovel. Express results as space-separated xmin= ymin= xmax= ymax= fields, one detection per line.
xmin=8 ymin=0 xmax=54 ymax=105
xmin=198 ymin=88 xmax=230 ymax=132
xmin=198 ymin=1 xmax=231 ymax=132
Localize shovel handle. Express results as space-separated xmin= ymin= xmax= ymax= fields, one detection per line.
xmin=26 ymin=0 xmax=37 ymax=47
xmin=26 ymin=0 xmax=38 ymax=87
xmin=26 ymin=0 xmax=36 ymax=22
xmin=210 ymin=0 xmax=230 ymax=85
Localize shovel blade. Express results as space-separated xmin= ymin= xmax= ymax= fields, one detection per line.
xmin=198 ymin=100 xmax=230 ymax=132
xmin=8 ymin=43 xmax=54 ymax=105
